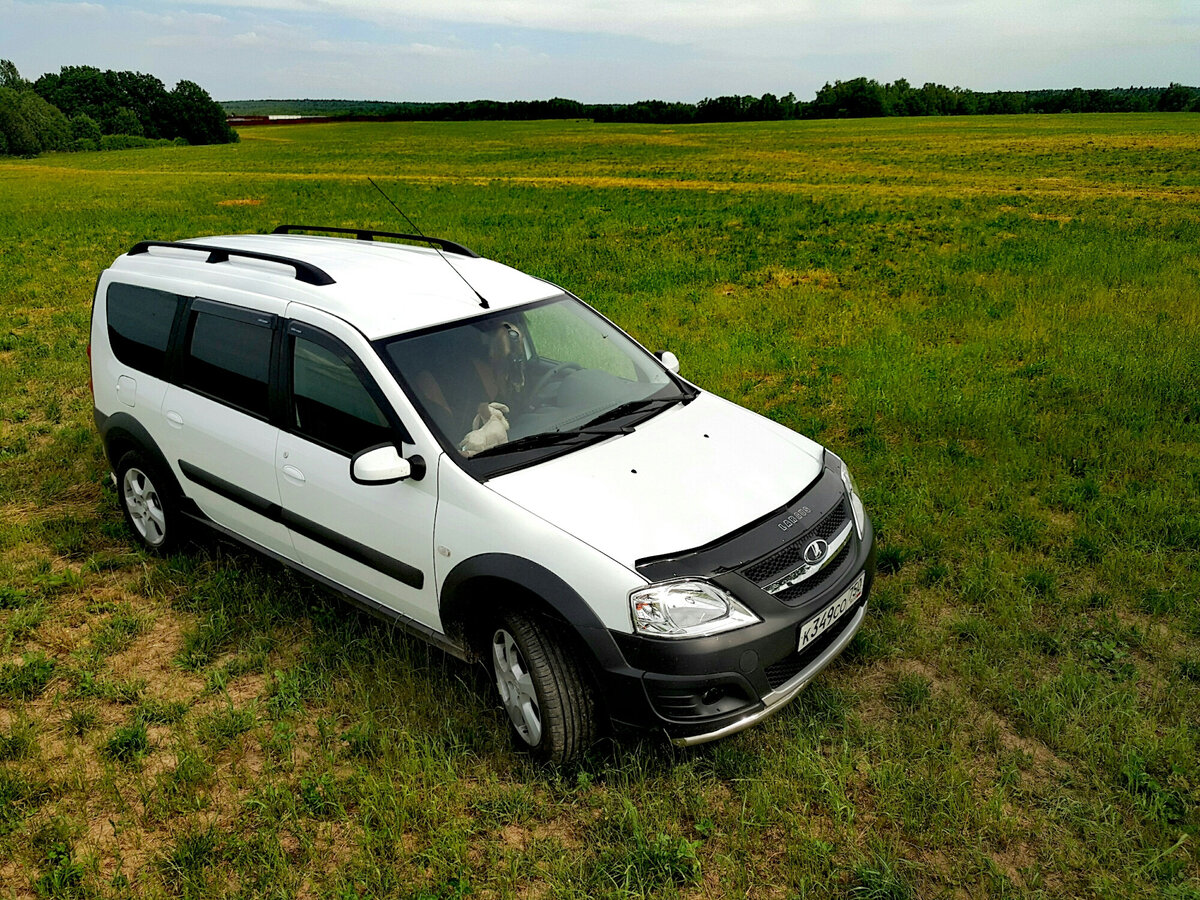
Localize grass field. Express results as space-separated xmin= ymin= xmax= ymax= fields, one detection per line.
xmin=0 ymin=114 xmax=1198 ymax=899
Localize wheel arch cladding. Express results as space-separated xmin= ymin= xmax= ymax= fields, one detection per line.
xmin=98 ymin=411 xmax=184 ymax=499
xmin=439 ymin=553 xmax=628 ymax=671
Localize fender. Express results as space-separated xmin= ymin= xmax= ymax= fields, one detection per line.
xmin=440 ymin=553 xmax=630 ymax=672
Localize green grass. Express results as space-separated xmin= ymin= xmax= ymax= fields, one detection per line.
xmin=0 ymin=114 xmax=1197 ymax=897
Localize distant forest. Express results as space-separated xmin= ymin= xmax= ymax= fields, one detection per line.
xmin=224 ymin=79 xmax=1199 ymax=123
xmin=0 ymin=60 xmax=236 ymax=157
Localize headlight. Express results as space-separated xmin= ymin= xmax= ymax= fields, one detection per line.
xmin=839 ymin=459 xmax=866 ymax=538
xmin=629 ymin=580 xmax=760 ymax=638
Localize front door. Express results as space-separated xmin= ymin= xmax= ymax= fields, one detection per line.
xmin=274 ymin=320 xmax=439 ymax=628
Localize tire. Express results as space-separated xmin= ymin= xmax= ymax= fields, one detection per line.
xmin=490 ymin=610 xmax=597 ymax=764
xmin=115 ymin=450 xmax=180 ymax=553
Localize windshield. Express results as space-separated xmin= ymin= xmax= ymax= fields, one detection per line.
xmin=380 ymin=294 xmax=687 ymax=472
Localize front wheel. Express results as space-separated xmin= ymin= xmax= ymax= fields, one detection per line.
xmin=491 ymin=611 xmax=597 ymax=764
xmin=116 ymin=451 xmax=180 ymax=553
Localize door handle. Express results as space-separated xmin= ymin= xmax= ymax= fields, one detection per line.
xmin=166 ymin=411 xmax=183 ymax=428
xmin=282 ymin=465 xmax=306 ymax=484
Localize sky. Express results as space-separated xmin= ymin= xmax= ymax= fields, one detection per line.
xmin=2 ymin=0 xmax=1197 ymax=103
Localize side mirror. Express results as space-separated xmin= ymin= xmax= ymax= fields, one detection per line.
xmin=656 ymin=350 xmax=680 ymax=374
xmin=351 ymin=445 xmax=425 ymax=484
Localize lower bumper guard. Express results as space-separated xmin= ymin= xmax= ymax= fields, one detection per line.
xmin=670 ymin=600 xmax=867 ymax=747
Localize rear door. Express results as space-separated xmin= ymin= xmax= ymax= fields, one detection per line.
xmin=160 ymin=297 xmax=294 ymax=559
xmin=274 ymin=314 xmax=440 ymax=628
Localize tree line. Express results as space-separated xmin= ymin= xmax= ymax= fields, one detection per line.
xmin=0 ymin=60 xmax=236 ymax=157
xmin=226 ymin=80 xmax=1198 ymax=125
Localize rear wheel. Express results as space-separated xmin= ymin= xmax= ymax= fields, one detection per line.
xmin=491 ymin=610 xmax=596 ymax=764
xmin=116 ymin=451 xmax=180 ymax=553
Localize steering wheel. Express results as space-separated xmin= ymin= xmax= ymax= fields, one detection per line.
xmin=530 ymin=362 xmax=582 ymax=406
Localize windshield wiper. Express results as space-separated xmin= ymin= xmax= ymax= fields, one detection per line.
xmin=470 ymin=424 xmax=627 ymax=460
xmin=580 ymin=394 xmax=687 ymax=429
xmin=472 ymin=393 xmax=688 ymax=461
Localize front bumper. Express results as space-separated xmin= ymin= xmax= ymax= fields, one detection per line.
xmin=671 ymin=599 xmax=867 ymax=745
xmin=594 ymin=512 xmax=876 ymax=744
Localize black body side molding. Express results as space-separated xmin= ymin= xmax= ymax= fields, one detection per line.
xmin=177 ymin=460 xmax=424 ymax=590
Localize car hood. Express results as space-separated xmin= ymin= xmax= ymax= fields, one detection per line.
xmin=486 ymin=391 xmax=825 ymax=572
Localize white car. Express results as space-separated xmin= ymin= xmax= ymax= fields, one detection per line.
xmin=89 ymin=225 xmax=876 ymax=762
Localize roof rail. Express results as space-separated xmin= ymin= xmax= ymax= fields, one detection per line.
xmin=272 ymin=225 xmax=480 ymax=258
xmin=127 ymin=241 xmax=336 ymax=286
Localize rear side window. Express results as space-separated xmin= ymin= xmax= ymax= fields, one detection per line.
xmin=105 ymin=283 xmax=183 ymax=379
xmin=291 ymin=335 xmax=393 ymax=456
xmin=183 ymin=305 xmax=274 ymax=418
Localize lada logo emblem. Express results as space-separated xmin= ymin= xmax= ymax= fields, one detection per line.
xmin=803 ymin=539 xmax=828 ymax=565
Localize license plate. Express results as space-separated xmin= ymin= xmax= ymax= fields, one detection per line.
xmin=797 ymin=572 xmax=865 ymax=652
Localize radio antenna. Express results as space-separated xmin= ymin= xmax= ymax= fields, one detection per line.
xmin=367 ymin=177 xmax=489 ymax=309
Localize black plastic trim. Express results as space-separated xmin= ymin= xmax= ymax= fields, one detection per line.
xmin=272 ymin=225 xmax=479 ymax=258
xmin=441 ymin=556 xmax=616 ymax=651
xmin=192 ymin=297 xmax=277 ymax=327
xmin=179 ymin=460 xmax=280 ymax=518
xmin=282 ymin=509 xmax=423 ymax=589
xmin=127 ymin=241 xmax=336 ymax=286
xmin=177 ymin=459 xmax=424 ymax=589
xmin=608 ymin=515 xmax=877 ymax=738
xmin=95 ymin=411 xmax=183 ymax=498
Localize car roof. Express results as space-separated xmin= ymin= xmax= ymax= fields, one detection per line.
xmin=108 ymin=233 xmax=562 ymax=339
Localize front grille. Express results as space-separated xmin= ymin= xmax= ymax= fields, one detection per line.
xmin=774 ymin=541 xmax=852 ymax=604
xmin=742 ymin=501 xmax=848 ymax=585
xmin=763 ymin=595 xmax=863 ymax=690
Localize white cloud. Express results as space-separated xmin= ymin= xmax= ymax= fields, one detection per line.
xmin=3 ymin=0 xmax=1195 ymax=102
xmin=148 ymin=0 xmax=1189 ymax=45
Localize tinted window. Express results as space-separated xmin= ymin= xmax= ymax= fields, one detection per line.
xmin=183 ymin=310 xmax=273 ymax=417
xmin=106 ymin=283 xmax=182 ymax=379
xmin=292 ymin=336 xmax=392 ymax=456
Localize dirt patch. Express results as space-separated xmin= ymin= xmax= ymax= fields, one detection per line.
xmin=760 ymin=267 xmax=842 ymax=290
xmin=986 ymin=838 xmax=1039 ymax=891
xmin=1044 ymin=509 xmax=1077 ymax=532
xmin=222 ymin=670 xmax=268 ymax=705
xmin=82 ymin=815 xmax=171 ymax=888
xmin=1029 ymin=212 xmax=1073 ymax=224
xmin=499 ymin=817 xmax=580 ymax=851
xmin=0 ymin=860 xmax=34 ymax=899
xmin=107 ymin=614 xmax=204 ymax=702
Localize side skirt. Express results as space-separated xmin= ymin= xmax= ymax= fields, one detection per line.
xmin=180 ymin=509 xmax=469 ymax=662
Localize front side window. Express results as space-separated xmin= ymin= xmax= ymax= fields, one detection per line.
xmin=380 ymin=294 xmax=690 ymax=474
xmin=182 ymin=307 xmax=273 ymax=418
xmin=106 ymin=282 xmax=183 ymax=379
xmin=291 ymin=335 xmax=392 ymax=457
